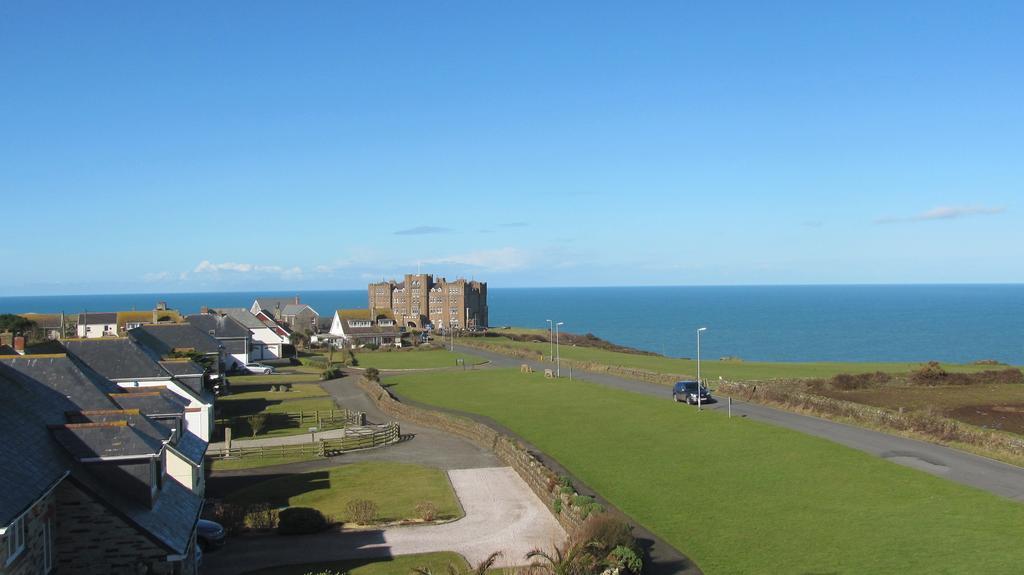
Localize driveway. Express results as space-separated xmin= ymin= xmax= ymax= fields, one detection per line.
xmin=201 ymin=467 xmax=566 ymax=574
xmin=458 ymin=344 xmax=1024 ymax=502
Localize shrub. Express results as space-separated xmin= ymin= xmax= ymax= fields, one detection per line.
xmin=910 ymin=361 xmax=948 ymax=385
xmin=552 ymin=498 xmax=562 ymax=514
xmin=573 ymin=513 xmax=636 ymax=554
xmin=415 ymin=501 xmax=438 ymax=521
xmin=346 ymin=499 xmax=378 ymax=525
xmin=248 ymin=413 xmax=269 ymax=437
xmin=206 ymin=502 xmax=247 ymax=535
xmin=244 ymin=503 xmax=279 ymax=530
xmin=320 ymin=368 xmax=343 ymax=380
xmin=364 ymin=367 xmax=381 ymax=382
xmin=829 ymin=371 xmax=892 ymax=390
xmin=277 ymin=507 xmax=328 ymax=535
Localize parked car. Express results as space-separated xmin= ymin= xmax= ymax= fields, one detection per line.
xmin=243 ymin=362 xmax=275 ymax=374
xmin=672 ymin=381 xmax=711 ymax=405
xmin=197 ymin=519 xmax=225 ymax=551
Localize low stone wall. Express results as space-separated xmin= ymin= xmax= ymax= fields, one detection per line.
xmin=355 ymin=377 xmax=590 ymax=533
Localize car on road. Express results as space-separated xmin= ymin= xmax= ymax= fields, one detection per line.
xmin=197 ymin=518 xmax=225 ymax=551
xmin=672 ymin=380 xmax=711 ymax=405
xmin=243 ymin=362 xmax=275 ymax=374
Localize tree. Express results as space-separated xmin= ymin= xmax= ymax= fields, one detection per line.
xmin=0 ymin=314 xmax=36 ymax=335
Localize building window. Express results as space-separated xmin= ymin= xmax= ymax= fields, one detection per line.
xmin=4 ymin=514 xmax=25 ymax=565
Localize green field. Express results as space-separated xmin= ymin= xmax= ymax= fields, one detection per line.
xmin=354 ymin=349 xmax=486 ymax=370
xmin=220 ymin=382 xmax=328 ymax=402
xmin=242 ymin=552 xmax=469 ymax=575
xmin=227 ymin=461 xmax=462 ymax=524
xmin=465 ymin=335 xmax=1004 ymax=381
xmin=388 ymin=369 xmax=1024 ymax=574
xmin=208 ymin=452 xmax=320 ymax=471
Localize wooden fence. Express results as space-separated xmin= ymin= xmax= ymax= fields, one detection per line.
xmin=207 ymin=422 xmax=401 ymax=461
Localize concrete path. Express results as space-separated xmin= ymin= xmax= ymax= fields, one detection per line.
xmin=202 ymin=467 xmax=566 ymax=574
xmin=459 ymin=344 xmax=1024 ymax=502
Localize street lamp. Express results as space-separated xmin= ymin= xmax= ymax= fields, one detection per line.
xmin=555 ymin=322 xmax=564 ymax=377
xmin=545 ymin=319 xmax=553 ymax=361
xmin=697 ymin=327 xmax=707 ymax=410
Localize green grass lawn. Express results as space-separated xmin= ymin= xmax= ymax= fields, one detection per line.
xmin=388 ymin=369 xmax=1024 ymax=574
xmin=229 ymin=371 xmax=325 ymax=386
xmin=242 ymin=552 xmax=469 ymax=575
xmin=221 ymin=382 xmax=328 ymax=402
xmin=465 ymin=335 xmax=1004 ymax=381
xmin=226 ymin=461 xmax=462 ymax=524
xmin=354 ymin=349 xmax=486 ymax=370
xmin=208 ymin=452 xmax=321 ymax=471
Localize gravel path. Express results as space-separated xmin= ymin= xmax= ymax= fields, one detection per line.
xmin=201 ymin=467 xmax=566 ymax=574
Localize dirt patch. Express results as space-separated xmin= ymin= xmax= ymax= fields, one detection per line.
xmin=948 ymin=404 xmax=1024 ymax=435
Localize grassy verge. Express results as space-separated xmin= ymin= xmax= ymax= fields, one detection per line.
xmin=462 ymin=334 xmax=1005 ymax=381
xmin=242 ymin=552 xmax=469 ymax=575
xmin=226 ymin=462 xmax=462 ymax=524
xmin=354 ymin=348 xmax=486 ymax=370
xmin=208 ymin=453 xmax=321 ymax=471
xmin=388 ymin=369 xmax=1024 ymax=574
xmin=221 ymin=382 xmax=328 ymax=402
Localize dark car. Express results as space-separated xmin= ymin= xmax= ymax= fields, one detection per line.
xmin=197 ymin=519 xmax=225 ymax=551
xmin=672 ymin=380 xmax=711 ymax=405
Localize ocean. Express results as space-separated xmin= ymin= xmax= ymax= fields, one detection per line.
xmin=1 ymin=285 xmax=1021 ymax=364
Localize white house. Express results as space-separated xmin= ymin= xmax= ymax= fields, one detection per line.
xmin=76 ymin=312 xmax=118 ymax=338
xmin=217 ymin=308 xmax=292 ymax=361
xmin=329 ymin=309 xmax=403 ymax=347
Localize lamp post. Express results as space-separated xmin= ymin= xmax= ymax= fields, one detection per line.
xmin=546 ymin=319 xmax=553 ymax=361
xmin=697 ymin=327 xmax=707 ymax=410
xmin=555 ymin=322 xmax=564 ymax=377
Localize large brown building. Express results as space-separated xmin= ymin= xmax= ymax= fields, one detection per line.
xmin=369 ymin=274 xmax=487 ymax=331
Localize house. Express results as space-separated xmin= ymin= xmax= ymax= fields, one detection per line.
xmin=0 ymin=354 xmax=202 ymax=575
xmin=115 ymin=305 xmax=183 ymax=333
xmin=329 ymin=309 xmax=404 ymax=348
xmin=19 ymin=313 xmax=67 ymax=340
xmin=128 ymin=323 xmax=227 ymax=395
xmin=185 ymin=313 xmax=252 ymax=370
xmin=215 ymin=308 xmax=293 ymax=361
xmin=63 ymin=337 xmax=216 ymax=444
xmin=76 ymin=312 xmax=118 ymax=338
xmin=251 ymin=296 xmax=320 ymax=334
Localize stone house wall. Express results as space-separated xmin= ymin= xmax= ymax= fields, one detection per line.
xmin=54 ymin=480 xmax=190 ymax=575
xmin=0 ymin=492 xmax=56 ymax=575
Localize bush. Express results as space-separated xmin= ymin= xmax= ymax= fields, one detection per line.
xmin=573 ymin=513 xmax=636 ymax=554
xmin=244 ymin=503 xmax=279 ymax=530
xmin=248 ymin=413 xmax=269 ymax=437
xmin=320 ymin=368 xmax=343 ymax=380
xmin=277 ymin=507 xmax=328 ymax=535
xmin=829 ymin=371 xmax=892 ymax=390
xmin=364 ymin=367 xmax=380 ymax=382
xmin=346 ymin=499 xmax=378 ymax=525
xmin=910 ymin=361 xmax=948 ymax=385
xmin=415 ymin=500 xmax=438 ymax=521
xmin=552 ymin=498 xmax=562 ymax=514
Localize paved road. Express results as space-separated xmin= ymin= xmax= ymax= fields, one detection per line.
xmin=203 ymin=467 xmax=566 ymax=574
xmin=458 ymin=344 xmax=1024 ymax=502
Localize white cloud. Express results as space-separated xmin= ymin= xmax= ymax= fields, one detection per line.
xmin=423 ymin=247 xmax=531 ymax=271
xmin=193 ymin=260 xmax=303 ymax=278
xmin=876 ymin=205 xmax=1006 ymax=224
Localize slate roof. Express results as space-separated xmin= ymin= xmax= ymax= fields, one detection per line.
xmin=0 ymin=356 xmax=202 ymax=554
xmin=335 ymin=309 xmax=403 ymax=337
xmin=64 ymin=338 xmax=168 ymax=381
xmin=186 ymin=314 xmax=250 ymax=340
xmin=129 ymin=324 xmax=221 ymax=356
xmin=158 ymin=360 xmax=205 ymax=377
xmin=255 ymin=298 xmax=319 ymax=318
xmin=109 ymin=389 xmax=189 ymax=417
xmin=78 ymin=312 xmax=118 ymax=325
xmin=214 ymin=308 xmax=267 ymax=330
xmin=170 ymin=431 xmax=207 ymax=466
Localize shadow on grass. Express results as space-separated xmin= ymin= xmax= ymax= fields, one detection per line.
xmin=227 ymin=470 xmax=332 ymax=508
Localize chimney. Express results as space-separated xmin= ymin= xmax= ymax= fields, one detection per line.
xmin=13 ymin=336 xmax=25 ymax=354
xmin=294 ymin=295 xmax=300 ymax=305
xmin=200 ymin=306 xmax=210 ymax=314
xmin=156 ymin=301 xmax=167 ymax=311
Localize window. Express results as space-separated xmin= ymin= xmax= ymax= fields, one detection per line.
xmin=4 ymin=514 xmax=25 ymax=565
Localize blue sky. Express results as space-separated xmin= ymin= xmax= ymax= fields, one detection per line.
xmin=1 ymin=1 xmax=1021 ymax=295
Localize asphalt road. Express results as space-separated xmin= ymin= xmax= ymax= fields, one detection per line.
xmin=456 ymin=344 xmax=1024 ymax=502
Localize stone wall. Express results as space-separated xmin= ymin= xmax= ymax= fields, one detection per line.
xmin=356 ymin=377 xmax=591 ymax=533
xmin=55 ymin=480 xmax=187 ymax=575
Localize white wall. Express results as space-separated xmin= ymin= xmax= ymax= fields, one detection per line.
xmin=76 ymin=323 xmax=117 ymax=338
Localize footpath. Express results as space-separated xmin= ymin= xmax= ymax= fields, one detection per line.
xmin=457 ymin=344 xmax=1024 ymax=502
